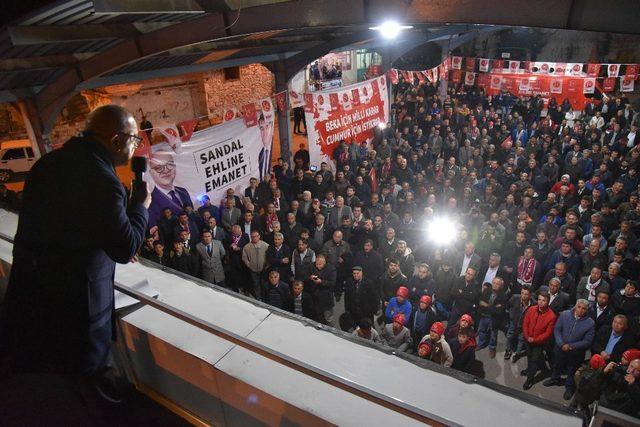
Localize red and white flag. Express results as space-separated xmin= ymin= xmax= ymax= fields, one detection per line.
xmin=329 ymin=93 xmax=341 ymax=111
xmin=508 ymin=60 xmax=520 ymax=73
xmin=492 ymin=59 xmax=504 ymax=72
xmin=388 ymin=69 xmax=399 ymax=85
xmin=621 ymin=76 xmax=635 ymax=92
xmin=583 ymin=78 xmax=596 ymax=94
xmin=159 ymin=125 xmax=183 ymax=153
xmin=568 ymin=63 xmax=583 ymax=76
xmin=625 ymin=64 xmax=639 ymax=79
xmin=586 ymin=63 xmax=601 ymax=78
xmin=451 ymin=56 xmax=462 ymax=70
xmin=464 ymin=57 xmax=475 ymax=72
xmin=274 ymin=92 xmax=286 ymax=112
xmin=416 ymin=70 xmax=426 ymax=84
xmin=518 ymin=78 xmax=531 ymax=93
xmin=450 ymin=69 xmax=462 ymax=84
xmin=464 ymin=72 xmax=476 ymax=86
xmin=534 ymin=62 xmax=552 ymax=74
xmin=289 ymin=91 xmax=304 ymax=108
xmin=550 ymin=78 xmax=563 ymax=94
xmin=603 ymin=77 xmax=616 ymax=92
xmin=478 ymin=58 xmax=490 ymax=72
xmin=177 ymin=119 xmax=197 ymax=142
xmin=608 ymin=64 xmax=620 ymax=77
xmin=490 ymin=75 xmax=503 ymax=90
xmin=554 ymin=63 xmax=567 ymax=75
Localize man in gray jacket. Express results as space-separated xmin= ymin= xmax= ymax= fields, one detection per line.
xmin=242 ymin=230 xmax=269 ymax=299
xmin=196 ymin=229 xmax=226 ymax=287
xmin=544 ymin=299 xmax=596 ymax=400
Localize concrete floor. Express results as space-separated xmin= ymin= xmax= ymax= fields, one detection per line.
xmin=331 ymin=298 xmax=568 ymax=406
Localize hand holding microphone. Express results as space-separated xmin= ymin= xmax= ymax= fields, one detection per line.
xmin=131 ymin=156 xmax=152 ymax=209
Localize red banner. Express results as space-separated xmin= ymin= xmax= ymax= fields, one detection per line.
xmin=587 ymin=63 xmax=601 ymax=77
xmin=478 ymin=58 xmax=490 ymax=72
xmin=451 ymin=56 xmax=462 ymax=70
xmin=625 ymin=64 xmax=639 ymax=79
xmin=464 ymin=57 xmax=475 ymax=72
xmin=492 ymin=59 xmax=504 ymax=71
xmin=177 ymin=119 xmax=198 ymax=142
xmin=303 ymin=77 xmax=389 ymax=166
xmin=603 ymin=77 xmax=616 ymax=92
xmin=450 ymin=69 xmax=462 ymax=84
xmin=274 ymin=91 xmax=286 ymax=112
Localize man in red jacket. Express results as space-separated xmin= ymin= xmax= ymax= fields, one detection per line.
xmin=521 ymin=291 xmax=557 ymax=390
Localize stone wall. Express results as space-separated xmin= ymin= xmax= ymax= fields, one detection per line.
xmin=44 ymin=64 xmax=275 ymax=148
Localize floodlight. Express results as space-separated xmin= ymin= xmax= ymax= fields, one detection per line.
xmin=426 ymin=217 xmax=457 ymax=246
xmin=369 ymin=21 xmax=413 ymax=39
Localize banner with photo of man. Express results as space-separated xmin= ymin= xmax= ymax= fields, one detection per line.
xmin=146 ymin=97 xmax=274 ymax=228
xmin=302 ymin=75 xmax=389 ymax=168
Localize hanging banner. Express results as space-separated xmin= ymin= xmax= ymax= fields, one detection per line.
xmin=508 ymin=60 xmax=520 ymax=73
xmin=523 ymin=61 xmax=532 ymax=73
xmin=625 ymin=64 xmax=639 ymax=79
xmin=550 ymin=78 xmax=563 ymax=94
xmin=464 ymin=57 xmax=475 ymax=72
xmin=388 ymin=68 xmax=399 ymax=85
xmin=289 ymin=90 xmax=304 ymax=108
xmin=554 ymin=63 xmax=567 ymax=75
xmin=451 ymin=56 xmax=462 ymax=70
xmin=490 ymin=75 xmax=503 ymax=90
xmin=464 ymin=72 xmax=476 ymax=86
xmin=586 ymin=64 xmax=601 ymax=77
xmin=478 ymin=58 xmax=490 ymax=72
xmin=567 ymin=63 xmax=584 ymax=76
xmin=621 ymin=76 xmax=635 ymax=92
xmin=608 ymin=64 xmax=620 ymax=77
xmin=274 ymin=92 xmax=287 ymax=112
xmin=476 ymin=73 xmax=490 ymax=88
xmin=518 ymin=78 xmax=532 ymax=94
xmin=603 ymin=77 xmax=616 ymax=92
xmin=450 ymin=69 xmax=462 ymax=84
xmin=304 ymin=76 xmax=389 ymax=168
xmin=146 ymin=97 xmax=275 ymax=228
xmin=583 ymin=78 xmax=596 ymax=94
xmin=493 ymin=59 xmax=504 ymax=72
xmin=223 ymin=107 xmax=240 ymax=122
xmin=533 ymin=62 xmax=552 ymax=74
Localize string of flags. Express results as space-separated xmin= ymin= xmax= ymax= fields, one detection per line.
xmin=388 ymin=56 xmax=639 ymax=93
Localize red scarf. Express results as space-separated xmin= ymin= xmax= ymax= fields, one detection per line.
xmin=517 ymin=256 xmax=536 ymax=284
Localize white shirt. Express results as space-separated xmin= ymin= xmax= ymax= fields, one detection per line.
xmin=460 ymin=253 xmax=473 ymax=276
xmin=483 ymin=265 xmax=498 ymax=285
xmin=596 ymin=305 xmax=607 ymax=318
xmin=627 ymin=131 xmax=636 ymax=148
xmin=550 ymin=292 xmax=558 ymax=304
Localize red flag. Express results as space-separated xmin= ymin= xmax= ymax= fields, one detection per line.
xmin=450 ymin=69 xmax=462 ymax=83
xmin=350 ymin=89 xmax=361 ymax=107
xmin=464 ymin=57 xmax=475 ymax=72
xmin=508 ymin=61 xmax=520 ymax=73
xmin=416 ymin=71 xmax=425 ymax=84
xmin=400 ymin=70 xmax=412 ymax=82
xmin=586 ymin=64 xmax=601 ymax=77
xmin=608 ymin=64 xmax=620 ymax=77
xmin=523 ymin=61 xmax=532 ymax=73
xmin=388 ymin=69 xmax=398 ymax=85
xmin=603 ymin=77 xmax=616 ymax=92
xmin=583 ymin=78 xmax=596 ymax=94
xmin=625 ymin=64 xmax=639 ymax=79
xmin=464 ymin=72 xmax=476 ymax=86
xmin=478 ymin=58 xmax=490 ymax=72
xmin=476 ymin=73 xmax=490 ymax=87
xmin=554 ymin=63 xmax=567 ymax=75
xmin=371 ymin=79 xmax=380 ymax=97
xmin=329 ymin=93 xmax=340 ymax=111
xmin=492 ymin=59 xmax=504 ymax=71
xmin=621 ymin=76 xmax=635 ymax=92
xmin=242 ymin=102 xmax=258 ymax=127
xmin=303 ymin=93 xmax=314 ymax=113
xmin=135 ymin=131 xmax=151 ymax=157
xmin=177 ymin=119 xmax=198 ymax=142
xmin=223 ymin=108 xmax=238 ymax=122
xmin=274 ymin=91 xmax=286 ymax=112
xmin=451 ymin=56 xmax=462 ymax=70
xmin=369 ymin=167 xmax=378 ymax=193
xmin=550 ymin=79 xmax=563 ymax=94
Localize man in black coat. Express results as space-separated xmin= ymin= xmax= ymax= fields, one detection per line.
xmin=223 ymin=225 xmax=250 ymax=292
xmin=5 ymin=105 xmax=149 ymax=375
xmin=350 ymin=240 xmax=385 ymax=299
xmin=344 ymin=266 xmax=379 ymax=322
xmin=166 ymin=241 xmax=198 ymax=276
xmin=265 ymin=232 xmax=292 ymax=283
xmin=589 ymin=290 xmax=616 ymax=333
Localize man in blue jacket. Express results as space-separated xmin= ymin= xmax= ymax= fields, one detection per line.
xmin=544 ymin=299 xmax=596 ymax=400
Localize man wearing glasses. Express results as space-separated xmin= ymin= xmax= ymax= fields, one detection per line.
xmin=148 ymin=148 xmax=193 ymax=228
xmin=5 ymin=105 xmax=150 ymax=400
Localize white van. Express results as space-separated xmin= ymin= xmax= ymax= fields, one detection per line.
xmin=0 ymin=139 xmax=37 ymax=182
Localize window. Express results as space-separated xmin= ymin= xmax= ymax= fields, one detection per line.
xmin=2 ymin=148 xmax=26 ymax=160
xmin=224 ymin=67 xmax=240 ymax=81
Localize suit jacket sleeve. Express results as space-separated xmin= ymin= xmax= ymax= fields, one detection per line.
xmin=99 ymin=174 xmax=148 ymax=264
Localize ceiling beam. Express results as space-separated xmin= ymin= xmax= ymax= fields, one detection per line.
xmin=92 ymin=0 xmax=206 ymax=14
xmin=7 ymin=23 xmax=174 ymax=45
xmin=0 ymin=53 xmax=96 ymax=72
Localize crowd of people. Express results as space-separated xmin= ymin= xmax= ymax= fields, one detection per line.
xmin=137 ymin=76 xmax=640 ymax=419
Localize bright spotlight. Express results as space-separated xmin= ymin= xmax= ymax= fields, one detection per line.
xmin=427 ymin=217 xmax=457 ymax=246
xmin=377 ymin=122 xmax=386 ymax=129
xmin=369 ymin=21 xmax=413 ymax=39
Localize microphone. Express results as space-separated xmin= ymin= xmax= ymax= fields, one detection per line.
xmin=131 ymin=156 xmax=147 ymax=184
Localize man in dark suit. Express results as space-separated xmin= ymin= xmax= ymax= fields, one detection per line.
xmin=589 ymin=290 xmax=616 ymax=333
xmin=172 ymin=211 xmax=199 ymax=246
xmin=266 ymin=232 xmax=292 ymax=283
xmin=204 ymin=217 xmax=226 ymax=242
xmin=257 ymin=113 xmax=272 ymax=182
xmin=223 ymin=224 xmax=250 ymax=293
xmin=454 ymin=242 xmax=483 ymax=277
xmin=238 ymin=210 xmax=262 ymax=236
xmin=244 ymin=177 xmax=261 ymax=207
xmin=5 ymin=105 xmax=149 ymax=376
xmin=147 ymin=149 xmax=193 ymax=228
xmin=546 ymin=277 xmax=571 ymax=315
xmin=344 ymin=266 xmax=379 ymax=322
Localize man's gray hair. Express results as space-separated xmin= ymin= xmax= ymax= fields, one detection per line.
xmin=575 ymin=299 xmax=589 ymax=309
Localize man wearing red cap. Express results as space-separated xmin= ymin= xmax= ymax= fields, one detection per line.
xmin=419 ymin=322 xmax=453 ymax=367
xmin=621 ymin=349 xmax=640 ymax=366
xmin=381 ymin=313 xmax=412 ymax=352
xmin=521 ymin=291 xmax=557 ymax=390
xmin=384 ymin=286 xmax=412 ymax=325
xmin=409 ymin=295 xmax=438 ymax=350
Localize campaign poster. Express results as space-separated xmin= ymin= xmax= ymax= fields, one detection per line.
xmin=146 ymin=97 xmax=274 ymax=228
